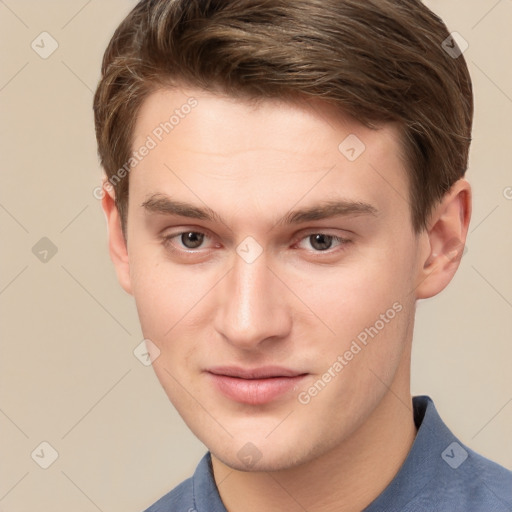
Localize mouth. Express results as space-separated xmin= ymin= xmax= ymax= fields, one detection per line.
xmin=206 ymin=366 xmax=308 ymax=405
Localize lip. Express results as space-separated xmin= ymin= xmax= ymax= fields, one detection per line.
xmin=206 ymin=366 xmax=308 ymax=405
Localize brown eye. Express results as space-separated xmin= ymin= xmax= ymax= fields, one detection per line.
xmin=295 ymin=232 xmax=350 ymax=255
xmin=309 ymin=234 xmax=335 ymax=251
xmin=180 ymin=232 xmax=205 ymax=249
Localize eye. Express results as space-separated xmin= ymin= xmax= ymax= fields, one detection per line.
xmin=296 ymin=233 xmax=349 ymax=252
xmin=179 ymin=231 xmax=205 ymax=249
xmin=161 ymin=230 xmax=351 ymax=257
xmin=163 ymin=231 xmax=210 ymax=251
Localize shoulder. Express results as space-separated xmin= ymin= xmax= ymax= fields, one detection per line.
xmin=449 ymin=446 xmax=512 ymax=509
xmin=406 ymin=397 xmax=512 ymax=511
xmin=366 ymin=396 xmax=512 ymax=512
xmin=408 ymin=448 xmax=512 ymax=512
xmin=142 ymin=476 xmax=195 ymax=512
xmin=141 ymin=452 xmax=226 ymax=512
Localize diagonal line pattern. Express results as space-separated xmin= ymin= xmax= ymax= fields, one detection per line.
xmin=472 ymin=398 xmax=512 ymax=439
xmin=0 ymin=0 xmax=29 ymax=28
xmin=470 ymin=205 xmax=499 ymax=234
xmin=266 ymin=266 xmax=336 ymax=335
xmin=472 ymin=61 xmax=512 ymax=105
xmin=368 ymin=367 xmax=413 ymax=414
xmin=369 ymin=163 xmax=411 ymax=209
xmin=0 ymin=472 xmax=30 ymax=502
xmin=405 ymin=246 xmax=461 ymax=297
xmin=265 ymin=410 xmax=295 ymax=439
xmin=367 ymin=366 xmax=439 ymax=440
xmin=61 ymin=471 xmax=104 ymax=512
xmin=471 ymin=266 xmax=512 ymax=309
xmin=61 ymin=369 xmax=132 ymax=439
xmin=60 ymin=205 xmax=89 ymax=233
xmin=163 ymin=162 xmax=338 ymax=340
xmin=267 ymin=165 xmax=337 ymax=234
xmin=61 ymin=60 xmax=94 ymax=93
xmin=207 ymin=464 xmax=235 ymax=503
xmin=480 ymin=478 xmax=512 ymax=508
xmin=471 ymin=0 xmax=503 ymax=30
xmin=300 ymin=95 xmax=336 ymax=131
xmin=165 ymin=267 xmax=233 ymax=336
xmin=406 ymin=267 xmax=435 ymax=297
xmin=0 ymin=408 xmax=29 ymax=438
xmin=0 ymin=62 xmax=29 ymax=92
xmin=164 ymin=163 xmax=234 ymax=234
xmin=60 ymin=265 xmax=132 ymax=334
xmin=0 ymin=203 xmax=29 ymax=233
xmin=0 ymin=265 xmax=29 ymax=296
xmin=212 ymin=467 xmax=234 ymax=491
xmin=265 ymin=472 xmax=310 ymax=511
xmin=61 ymin=0 xmax=93 ymax=29
xmin=161 ymin=365 xmax=233 ymax=438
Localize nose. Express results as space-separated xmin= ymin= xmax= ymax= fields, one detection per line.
xmin=213 ymin=250 xmax=292 ymax=351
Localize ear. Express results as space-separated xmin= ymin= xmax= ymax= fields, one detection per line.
xmin=101 ymin=181 xmax=133 ymax=295
xmin=415 ymin=178 xmax=471 ymax=299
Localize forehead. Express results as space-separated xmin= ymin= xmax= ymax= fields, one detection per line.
xmin=129 ymin=87 xmax=409 ymax=225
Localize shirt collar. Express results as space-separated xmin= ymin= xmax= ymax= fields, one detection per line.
xmin=191 ymin=395 xmax=447 ymax=512
xmin=363 ymin=395 xmax=455 ymax=510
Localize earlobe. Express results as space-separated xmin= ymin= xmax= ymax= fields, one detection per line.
xmin=101 ymin=182 xmax=133 ymax=295
xmin=415 ymin=179 xmax=471 ymax=299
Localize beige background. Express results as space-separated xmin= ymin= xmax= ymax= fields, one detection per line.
xmin=0 ymin=1 xmax=511 ymax=511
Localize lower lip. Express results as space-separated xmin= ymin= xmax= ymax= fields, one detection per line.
xmin=207 ymin=373 xmax=307 ymax=405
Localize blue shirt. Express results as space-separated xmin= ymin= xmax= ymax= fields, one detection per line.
xmin=144 ymin=396 xmax=512 ymax=511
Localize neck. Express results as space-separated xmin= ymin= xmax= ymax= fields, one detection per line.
xmin=211 ymin=351 xmax=417 ymax=512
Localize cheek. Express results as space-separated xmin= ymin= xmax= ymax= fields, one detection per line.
xmin=317 ymin=247 xmax=413 ymax=330
xmin=297 ymin=296 xmax=414 ymax=424
xmin=130 ymin=259 xmax=166 ymax=334
xmin=129 ymin=246 xmax=186 ymax=347
xmin=129 ymin=250 xmax=214 ymax=365
xmin=304 ymin=234 xmax=417 ymax=379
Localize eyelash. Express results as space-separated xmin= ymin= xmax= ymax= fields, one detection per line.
xmin=161 ymin=230 xmax=351 ymax=257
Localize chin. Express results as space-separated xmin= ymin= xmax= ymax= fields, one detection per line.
xmin=211 ymin=448 xmax=303 ymax=473
xmin=208 ymin=429 xmax=334 ymax=473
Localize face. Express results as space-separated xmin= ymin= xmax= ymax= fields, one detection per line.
xmin=114 ymin=87 xmax=428 ymax=471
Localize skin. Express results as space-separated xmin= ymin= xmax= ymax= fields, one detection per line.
xmin=102 ymin=87 xmax=471 ymax=511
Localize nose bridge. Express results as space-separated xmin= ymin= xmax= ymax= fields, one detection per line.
xmin=234 ymin=254 xmax=269 ymax=324
xmin=214 ymin=249 xmax=290 ymax=348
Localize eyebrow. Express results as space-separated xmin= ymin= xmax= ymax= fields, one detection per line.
xmin=141 ymin=193 xmax=378 ymax=226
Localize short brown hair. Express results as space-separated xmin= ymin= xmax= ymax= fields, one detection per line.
xmin=93 ymin=0 xmax=473 ymax=233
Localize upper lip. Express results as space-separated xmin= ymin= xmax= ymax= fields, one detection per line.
xmin=207 ymin=366 xmax=306 ymax=379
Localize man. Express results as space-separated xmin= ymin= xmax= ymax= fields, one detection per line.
xmin=93 ymin=0 xmax=512 ymax=510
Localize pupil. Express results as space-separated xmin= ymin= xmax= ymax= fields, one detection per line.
xmin=311 ymin=234 xmax=332 ymax=251
xmin=182 ymin=232 xmax=204 ymax=249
